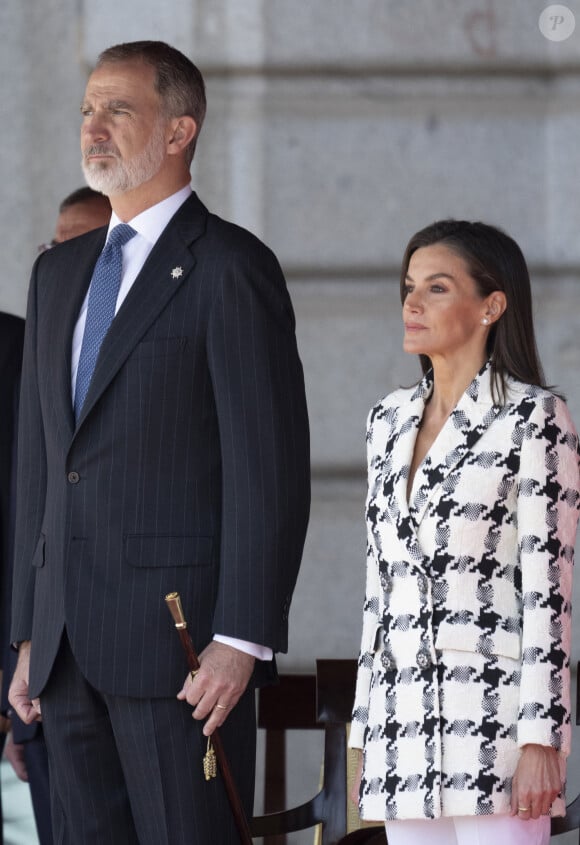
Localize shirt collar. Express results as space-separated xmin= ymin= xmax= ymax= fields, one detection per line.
xmin=107 ymin=184 xmax=192 ymax=246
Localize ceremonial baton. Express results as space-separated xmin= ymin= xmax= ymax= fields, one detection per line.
xmin=165 ymin=592 xmax=253 ymax=845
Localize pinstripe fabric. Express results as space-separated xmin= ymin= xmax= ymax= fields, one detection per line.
xmin=11 ymin=192 xmax=310 ymax=698
xmin=41 ymin=636 xmax=255 ymax=844
xmin=10 ymin=192 xmax=309 ymax=838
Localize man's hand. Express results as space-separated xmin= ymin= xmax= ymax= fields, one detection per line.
xmin=177 ymin=641 xmax=255 ymax=736
xmin=510 ymin=743 xmax=561 ymax=819
xmin=8 ymin=641 xmax=42 ymax=724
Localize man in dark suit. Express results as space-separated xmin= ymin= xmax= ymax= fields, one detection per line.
xmin=9 ymin=40 xmax=310 ymax=844
xmin=0 ymin=310 xmax=25 ymax=845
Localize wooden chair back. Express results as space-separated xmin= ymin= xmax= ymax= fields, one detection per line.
xmin=252 ymin=659 xmax=580 ymax=843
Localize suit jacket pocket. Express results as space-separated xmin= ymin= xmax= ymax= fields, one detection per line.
xmin=125 ymin=534 xmax=213 ymax=568
xmin=435 ymin=619 xmax=521 ymax=660
xmin=31 ymin=534 xmax=46 ymax=568
xmin=131 ymin=337 xmax=188 ymax=359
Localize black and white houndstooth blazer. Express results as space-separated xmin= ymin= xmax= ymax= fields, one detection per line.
xmin=350 ymin=363 xmax=580 ymax=822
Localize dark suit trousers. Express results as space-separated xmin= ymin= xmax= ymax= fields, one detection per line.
xmin=40 ymin=635 xmax=256 ymax=844
xmin=23 ymin=731 xmax=53 ymax=845
xmin=0 ymin=728 xmax=52 ymax=845
xmin=4 ymin=645 xmax=53 ymax=845
xmin=0 ymin=731 xmax=4 ymax=845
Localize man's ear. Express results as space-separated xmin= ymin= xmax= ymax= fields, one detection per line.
xmin=167 ymin=116 xmax=197 ymax=155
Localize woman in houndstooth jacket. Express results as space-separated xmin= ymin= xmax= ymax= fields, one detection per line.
xmin=349 ymin=220 xmax=580 ymax=845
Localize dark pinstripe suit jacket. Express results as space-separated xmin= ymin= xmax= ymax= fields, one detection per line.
xmin=1 ymin=312 xmax=24 ymax=689
xmin=0 ymin=311 xmax=42 ymax=739
xmin=0 ymin=312 xmax=25 ymax=845
xmin=11 ymin=192 xmax=310 ymax=699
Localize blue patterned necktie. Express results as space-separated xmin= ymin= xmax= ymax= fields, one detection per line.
xmin=74 ymin=223 xmax=136 ymax=420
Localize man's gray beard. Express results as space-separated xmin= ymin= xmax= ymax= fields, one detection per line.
xmin=82 ymin=121 xmax=167 ymax=196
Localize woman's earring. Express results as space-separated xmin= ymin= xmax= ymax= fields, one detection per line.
xmin=481 ymin=317 xmax=489 ymax=325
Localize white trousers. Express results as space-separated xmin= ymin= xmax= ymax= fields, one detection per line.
xmin=385 ymin=815 xmax=550 ymax=845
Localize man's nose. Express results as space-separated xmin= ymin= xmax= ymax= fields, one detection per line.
xmin=82 ymin=114 xmax=110 ymax=145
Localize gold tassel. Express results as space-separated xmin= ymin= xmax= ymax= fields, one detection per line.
xmin=203 ymin=736 xmax=217 ymax=781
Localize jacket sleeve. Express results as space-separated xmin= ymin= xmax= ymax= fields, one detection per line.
xmin=349 ymin=408 xmax=383 ymax=749
xmin=206 ymin=241 xmax=310 ymax=654
xmin=516 ymin=393 xmax=580 ymax=755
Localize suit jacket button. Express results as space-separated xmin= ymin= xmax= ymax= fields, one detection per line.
xmin=380 ymin=573 xmax=392 ymax=593
xmin=416 ymin=649 xmax=431 ymax=669
xmin=67 ymin=471 xmax=80 ymax=484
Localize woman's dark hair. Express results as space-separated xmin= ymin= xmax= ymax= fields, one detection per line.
xmin=400 ymin=219 xmax=552 ymax=402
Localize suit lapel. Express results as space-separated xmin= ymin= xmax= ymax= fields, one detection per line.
xmin=409 ymin=363 xmax=502 ymax=526
xmin=371 ymin=364 xmax=502 ymax=573
xmin=370 ymin=377 xmax=431 ymax=570
xmin=74 ymin=194 xmax=207 ymax=430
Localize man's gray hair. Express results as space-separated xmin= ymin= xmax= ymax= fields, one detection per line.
xmin=97 ymin=40 xmax=207 ymax=166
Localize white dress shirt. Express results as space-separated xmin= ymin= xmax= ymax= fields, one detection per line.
xmin=71 ymin=184 xmax=272 ymax=662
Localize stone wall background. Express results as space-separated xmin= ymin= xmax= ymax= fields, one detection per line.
xmin=1 ymin=2 xmax=579 ymax=842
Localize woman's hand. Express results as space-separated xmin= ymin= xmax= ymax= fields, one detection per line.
xmin=510 ymin=744 xmax=561 ymax=819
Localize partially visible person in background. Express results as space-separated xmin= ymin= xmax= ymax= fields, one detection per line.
xmin=349 ymin=219 xmax=580 ymax=845
xmin=1 ymin=186 xmax=111 ymax=845
xmin=0 ymin=311 xmax=25 ymax=845
xmin=38 ymin=187 xmax=111 ymax=252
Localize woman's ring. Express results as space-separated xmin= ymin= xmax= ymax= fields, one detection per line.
xmin=190 ymin=669 xmax=200 ymax=682
xmin=518 ymin=806 xmax=530 ymax=812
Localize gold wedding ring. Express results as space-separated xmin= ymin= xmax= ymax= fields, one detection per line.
xmin=518 ymin=806 xmax=530 ymax=812
xmin=190 ymin=669 xmax=200 ymax=682
xmin=215 ymin=703 xmax=228 ymax=711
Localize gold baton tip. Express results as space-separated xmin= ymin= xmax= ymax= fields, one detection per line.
xmin=165 ymin=592 xmax=187 ymax=628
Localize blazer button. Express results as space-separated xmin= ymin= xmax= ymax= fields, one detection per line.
xmin=380 ymin=573 xmax=392 ymax=593
xmin=67 ymin=471 xmax=80 ymax=484
xmin=381 ymin=651 xmax=396 ymax=671
xmin=416 ymin=649 xmax=431 ymax=669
